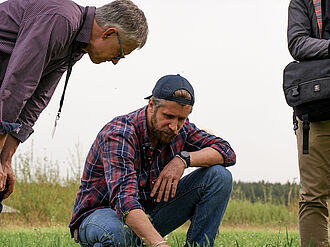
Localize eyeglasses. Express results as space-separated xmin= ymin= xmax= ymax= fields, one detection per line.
xmin=113 ymin=32 xmax=125 ymax=60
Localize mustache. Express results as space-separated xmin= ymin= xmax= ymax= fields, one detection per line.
xmin=163 ymin=130 xmax=178 ymax=136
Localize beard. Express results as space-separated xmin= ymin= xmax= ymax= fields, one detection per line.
xmin=150 ymin=113 xmax=177 ymax=146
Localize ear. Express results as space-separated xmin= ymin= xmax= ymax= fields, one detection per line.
xmin=148 ymin=99 xmax=154 ymax=113
xmin=102 ymin=27 xmax=117 ymax=39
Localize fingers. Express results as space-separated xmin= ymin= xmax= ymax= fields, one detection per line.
xmin=171 ymin=180 xmax=178 ymax=199
xmin=0 ymin=167 xmax=7 ymax=192
xmin=73 ymin=229 xmax=79 ymax=243
xmin=150 ymin=178 xmax=161 ymax=198
xmin=151 ymin=178 xmax=178 ymax=203
xmin=156 ymin=179 xmax=167 ymax=202
xmin=3 ymin=174 xmax=15 ymax=199
xmin=150 ymin=177 xmax=168 ymax=202
xmin=161 ymin=179 xmax=174 ymax=202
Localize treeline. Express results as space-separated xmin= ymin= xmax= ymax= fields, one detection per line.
xmin=231 ymin=180 xmax=300 ymax=206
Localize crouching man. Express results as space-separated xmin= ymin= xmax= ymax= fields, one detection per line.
xmin=69 ymin=74 xmax=236 ymax=247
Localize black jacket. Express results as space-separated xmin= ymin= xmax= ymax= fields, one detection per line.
xmin=288 ymin=0 xmax=330 ymax=60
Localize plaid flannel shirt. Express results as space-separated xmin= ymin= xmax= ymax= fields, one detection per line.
xmin=69 ymin=106 xmax=236 ymax=230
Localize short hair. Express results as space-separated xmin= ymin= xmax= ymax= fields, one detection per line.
xmin=151 ymin=89 xmax=193 ymax=111
xmin=95 ymin=0 xmax=148 ymax=48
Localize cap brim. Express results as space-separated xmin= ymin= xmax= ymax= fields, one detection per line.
xmin=144 ymin=95 xmax=152 ymax=100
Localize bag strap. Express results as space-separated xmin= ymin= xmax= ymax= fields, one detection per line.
xmin=301 ymin=114 xmax=310 ymax=154
xmin=313 ymin=0 xmax=323 ymax=38
xmin=293 ymin=111 xmax=298 ymax=131
xmin=52 ymin=7 xmax=89 ymax=137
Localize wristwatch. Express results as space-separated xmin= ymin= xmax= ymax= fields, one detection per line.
xmin=178 ymin=151 xmax=191 ymax=168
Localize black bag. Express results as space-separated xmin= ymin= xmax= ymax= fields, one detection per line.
xmin=283 ymin=59 xmax=330 ymax=154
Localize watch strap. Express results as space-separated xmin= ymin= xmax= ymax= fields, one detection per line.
xmin=175 ymin=154 xmax=188 ymax=169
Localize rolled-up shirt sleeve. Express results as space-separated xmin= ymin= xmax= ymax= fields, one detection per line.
xmin=102 ymin=128 xmax=144 ymax=219
xmin=184 ymin=122 xmax=236 ymax=167
xmin=0 ymin=14 xmax=73 ymax=142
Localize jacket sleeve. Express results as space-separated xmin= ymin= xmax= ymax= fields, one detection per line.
xmin=287 ymin=0 xmax=330 ymax=60
xmin=0 ymin=14 xmax=73 ymax=142
xmin=10 ymin=68 xmax=66 ymax=142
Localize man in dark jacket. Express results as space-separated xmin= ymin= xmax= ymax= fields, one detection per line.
xmin=287 ymin=0 xmax=330 ymax=246
xmin=0 ymin=0 xmax=148 ymax=203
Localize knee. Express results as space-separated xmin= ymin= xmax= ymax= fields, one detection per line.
xmin=206 ymin=165 xmax=233 ymax=193
xmin=85 ymin=223 xmax=137 ymax=246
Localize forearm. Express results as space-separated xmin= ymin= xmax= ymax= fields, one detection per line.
xmin=0 ymin=134 xmax=7 ymax=151
xmin=125 ymin=209 xmax=168 ymax=246
xmin=190 ymin=147 xmax=223 ymax=167
xmin=1 ymin=135 xmax=19 ymax=167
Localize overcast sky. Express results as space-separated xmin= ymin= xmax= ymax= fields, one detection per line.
xmin=7 ymin=0 xmax=298 ymax=183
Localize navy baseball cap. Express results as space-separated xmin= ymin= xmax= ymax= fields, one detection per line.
xmin=145 ymin=74 xmax=195 ymax=106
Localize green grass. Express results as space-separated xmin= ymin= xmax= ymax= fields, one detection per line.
xmin=3 ymin=147 xmax=300 ymax=227
xmin=0 ymin=227 xmax=74 ymax=247
xmin=0 ymin=148 xmax=306 ymax=246
xmin=222 ymin=199 xmax=298 ymax=227
xmin=0 ymin=227 xmax=301 ymax=247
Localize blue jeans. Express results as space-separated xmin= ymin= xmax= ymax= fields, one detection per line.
xmin=79 ymin=165 xmax=232 ymax=247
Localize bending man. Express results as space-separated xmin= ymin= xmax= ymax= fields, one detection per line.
xmin=0 ymin=0 xmax=148 ymax=201
xmin=70 ymin=74 xmax=236 ymax=247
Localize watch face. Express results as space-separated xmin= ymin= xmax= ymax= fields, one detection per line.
xmin=180 ymin=151 xmax=190 ymax=159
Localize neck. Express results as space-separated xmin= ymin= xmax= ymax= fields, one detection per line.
xmin=82 ymin=19 xmax=103 ymax=53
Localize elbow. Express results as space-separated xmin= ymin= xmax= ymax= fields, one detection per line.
xmin=288 ymin=41 xmax=302 ymax=61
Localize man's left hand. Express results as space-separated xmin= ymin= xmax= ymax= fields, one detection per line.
xmin=150 ymin=156 xmax=186 ymax=202
xmin=2 ymin=164 xmax=15 ymax=199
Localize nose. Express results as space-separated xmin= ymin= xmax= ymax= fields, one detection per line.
xmin=169 ymin=119 xmax=178 ymax=132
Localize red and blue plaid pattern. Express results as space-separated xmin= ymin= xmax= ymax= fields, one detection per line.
xmin=313 ymin=0 xmax=323 ymax=38
xmin=69 ymin=106 xmax=236 ymax=230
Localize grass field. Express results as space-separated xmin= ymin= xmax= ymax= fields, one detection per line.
xmin=0 ymin=226 xmax=300 ymax=247
xmin=0 ymin=149 xmax=322 ymax=246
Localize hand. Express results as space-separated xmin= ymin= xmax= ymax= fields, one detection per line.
xmin=73 ymin=229 xmax=79 ymax=243
xmin=154 ymin=242 xmax=171 ymax=247
xmin=0 ymin=164 xmax=7 ymax=192
xmin=150 ymin=156 xmax=185 ymax=202
xmin=153 ymin=242 xmax=171 ymax=247
xmin=0 ymin=135 xmax=19 ymax=199
xmin=2 ymin=164 xmax=15 ymax=199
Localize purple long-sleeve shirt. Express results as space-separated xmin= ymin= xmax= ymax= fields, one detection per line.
xmin=0 ymin=0 xmax=95 ymax=142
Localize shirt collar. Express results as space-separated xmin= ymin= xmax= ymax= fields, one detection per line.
xmin=76 ymin=6 xmax=96 ymax=48
xmin=136 ymin=106 xmax=152 ymax=149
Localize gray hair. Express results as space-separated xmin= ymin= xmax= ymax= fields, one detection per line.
xmin=95 ymin=0 xmax=148 ymax=48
